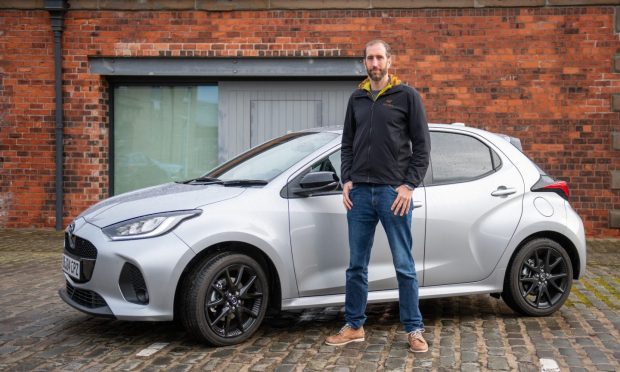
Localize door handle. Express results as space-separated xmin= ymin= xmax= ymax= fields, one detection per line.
xmin=491 ymin=186 xmax=517 ymax=197
xmin=413 ymin=201 xmax=424 ymax=209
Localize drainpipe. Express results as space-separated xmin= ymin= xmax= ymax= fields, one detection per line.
xmin=45 ymin=0 xmax=67 ymax=230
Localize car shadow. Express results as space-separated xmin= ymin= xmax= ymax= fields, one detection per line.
xmin=58 ymin=294 xmax=518 ymax=350
xmin=262 ymin=294 xmax=518 ymax=331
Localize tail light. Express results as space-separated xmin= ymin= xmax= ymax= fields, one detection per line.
xmin=531 ymin=176 xmax=569 ymax=200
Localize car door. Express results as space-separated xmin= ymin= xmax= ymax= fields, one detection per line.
xmin=424 ymin=130 xmax=524 ymax=286
xmin=287 ymin=148 xmax=426 ymax=297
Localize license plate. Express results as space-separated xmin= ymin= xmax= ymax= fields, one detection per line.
xmin=62 ymin=254 xmax=81 ymax=280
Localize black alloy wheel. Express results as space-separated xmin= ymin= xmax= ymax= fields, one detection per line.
xmin=206 ymin=262 xmax=264 ymax=338
xmin=503 ymin=238 xmax=573 ymax=316
xmin=181 ymin=252 xmax=269 ymax=345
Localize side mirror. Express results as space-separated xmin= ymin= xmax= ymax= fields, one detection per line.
xmin=293 ymin=171 xmax=339 ymax=196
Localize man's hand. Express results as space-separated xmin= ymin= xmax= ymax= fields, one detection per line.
xmin=390 ymin=185 xmax=414 ymax=216
xmin=343 ymin=181 xmax=353 ymax=210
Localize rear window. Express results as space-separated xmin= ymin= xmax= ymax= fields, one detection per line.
xmin=428 ymin=132 xmax=502 ymax=185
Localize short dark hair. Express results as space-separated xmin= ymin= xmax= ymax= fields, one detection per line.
xmin=364 ymin=40 xmax=391 ymax=58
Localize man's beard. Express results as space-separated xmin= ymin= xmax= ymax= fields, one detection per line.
xmin=367 ymin=67 xmax=388 ymax=82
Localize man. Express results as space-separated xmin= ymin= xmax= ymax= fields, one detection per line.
xmin=325 ymin=40 xmax=431 ymax=353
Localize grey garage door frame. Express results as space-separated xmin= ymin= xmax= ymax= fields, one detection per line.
xmin=90 ymin=57 xmax=365 ymax=78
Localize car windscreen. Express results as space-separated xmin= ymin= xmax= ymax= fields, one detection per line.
xmin=206 ymin=132 xmax=339 ymax=182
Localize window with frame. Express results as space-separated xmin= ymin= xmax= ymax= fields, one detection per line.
xmin=282 ymin=149 xmax=342 ymax=199
xmin=113 ymin=85 xmax=218 ymax=194
xmin=429 ymin=132 xmax=501 ymax=185
xmin=288 ymin=149 xmax=343 ymax=195
xmin=310 ymin=150 xmax=342 ymax=187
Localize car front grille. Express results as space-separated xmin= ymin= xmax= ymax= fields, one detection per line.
xmin=64 ymin=233 xmax=98 ymax=259
xmin=64 ymin=234 xmax=98 ymax=283
xmin=65 ymin=281 xmax=107 ymax=309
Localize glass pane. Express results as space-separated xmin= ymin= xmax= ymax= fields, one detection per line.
xmin=208 ymin=132 xmax=338 ymax=182
xmin=430 ymin=132 xmax=495 ymax=184
xmin=114 ymin=85 xmax=218 ymax=194
xmin=310 ymin=150 xmax=343 ymax=190
xmin=311 ymin=150 xmax=341 ymax=178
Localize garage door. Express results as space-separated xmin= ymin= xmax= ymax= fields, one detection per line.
xmin=218 ymin=81 xmax=358 ymax=163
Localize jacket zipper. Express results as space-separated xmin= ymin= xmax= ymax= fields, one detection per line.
xmin=367 ymin=94 xmax=376 ymax=183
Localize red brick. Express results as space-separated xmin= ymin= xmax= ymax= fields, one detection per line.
xmin=1 ymin=7 xmax=619 ymax=235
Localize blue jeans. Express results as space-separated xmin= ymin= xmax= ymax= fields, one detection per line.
xmin=345 ymin=183 xmax=424 ymax=333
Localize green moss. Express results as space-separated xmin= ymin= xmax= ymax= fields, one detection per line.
xmin=569 ymin=287 xmax=592 ymax=307
xmin=580 ymin=279 xmax=617 ymax=310
xmin=592 ymin=277 xmax=620 ymax=302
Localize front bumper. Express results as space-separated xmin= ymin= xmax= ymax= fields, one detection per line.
xmin=59 ymin=219 xmax=196 ymax=321
xmin=59 ymin=283 xmax=114 ymax=318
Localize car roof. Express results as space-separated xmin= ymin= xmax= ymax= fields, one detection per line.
xmin=298 ymin=123 xmax=523 ymax=151
xmin=302 ymin=123 xmax=494 ymax=134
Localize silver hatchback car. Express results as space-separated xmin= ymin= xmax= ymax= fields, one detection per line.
xmin=60 ymin=124 xmax=586 ymax=346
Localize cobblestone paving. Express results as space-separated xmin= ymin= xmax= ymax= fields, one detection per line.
xmin=0 ymin=229 xmax=618 ymax=371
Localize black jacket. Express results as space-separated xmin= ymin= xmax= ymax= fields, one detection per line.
xmin=341 ymin=76 xmax=430 ymax=188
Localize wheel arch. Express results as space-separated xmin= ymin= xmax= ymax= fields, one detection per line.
xmin=173 ymin=241 xmax=282 ymax=320
xmin=506 ymin=231 xmax=581 ymax=284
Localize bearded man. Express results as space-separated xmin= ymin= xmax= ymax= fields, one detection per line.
xmin=325 ymin=40 xmax=431 ymax=353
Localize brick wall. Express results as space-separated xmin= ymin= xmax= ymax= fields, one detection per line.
xmin=0 ymin=10 xmax=57 ymax=227
xmin=0 ymin=6 xmax=619 ymax=236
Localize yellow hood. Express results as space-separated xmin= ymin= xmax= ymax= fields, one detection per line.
xmin=358 ymin=75 xmax=402 ymax=95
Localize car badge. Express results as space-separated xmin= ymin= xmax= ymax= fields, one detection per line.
xmin=67 ymin=222 xmax=76 ymax=250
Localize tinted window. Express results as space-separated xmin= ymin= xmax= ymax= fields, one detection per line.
xmin=430 ymin=132 xmax=500 ymax=184
xmin=309 ymin=150 xmax=343 ymax=191
xmin=283 ymin=149 xmax=343 ymax=199
xmin=311 ymin=150 xmax=342 ymax=179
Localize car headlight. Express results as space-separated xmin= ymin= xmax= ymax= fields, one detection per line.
xmin=102 ymin=210 xmax=202 ymax=241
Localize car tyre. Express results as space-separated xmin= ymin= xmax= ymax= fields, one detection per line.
xmin=181 ymin=252 xmax=269 ymax=345
xmin=503 ymin=238 xmax=573 ymax=316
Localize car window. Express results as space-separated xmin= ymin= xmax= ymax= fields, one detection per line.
xmin=283 ymin=149 xmax=343 ymax=199
xmin=208 ymin=132 xmax=338 ymax=182
xmin=310 ymin=150 xmax=342 ymax=185
xmin=430 ymin=132 xmax=501 ymax=185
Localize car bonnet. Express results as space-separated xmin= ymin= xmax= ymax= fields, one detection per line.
xmin=78 ymin=182 xmax=246 ymax=228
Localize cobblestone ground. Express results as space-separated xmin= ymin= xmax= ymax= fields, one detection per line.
xmin=0 ymin=229 xmax=618 ymax=371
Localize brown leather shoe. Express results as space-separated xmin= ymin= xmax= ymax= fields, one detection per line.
xmin=325 ymin=324 xmax=365 ymax=346
xmin=408 ymin=330 xmax=428 ymax=353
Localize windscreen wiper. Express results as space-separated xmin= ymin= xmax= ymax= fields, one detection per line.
xmin=176 ymin=177 xmax=267 ymax=186
xmin=176 ymin=176 xmax=224 ymax=185
xmin=222 ymin=179 xmax=268 ymax=187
